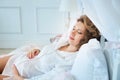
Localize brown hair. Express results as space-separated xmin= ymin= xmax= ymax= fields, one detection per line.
xmin=77 ymin=15 xmax=101 ymax=43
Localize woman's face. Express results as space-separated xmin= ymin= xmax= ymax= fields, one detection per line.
xmin=68 ymin=21 xmax=86 ymax=47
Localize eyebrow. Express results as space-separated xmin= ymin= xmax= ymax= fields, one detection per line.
xmin=73 ymin=26 xmax=81 ymax=31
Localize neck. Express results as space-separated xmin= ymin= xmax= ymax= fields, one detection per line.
xmin=66 ymin=44 xmax=79 ymax=52
xmin=59 ymin=44 xmax=80 ymax=52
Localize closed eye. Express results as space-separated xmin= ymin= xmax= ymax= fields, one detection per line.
xmin=77 ymin=29 xmax=83 ymax=34
xmin=78 ymin=31 xmax=82 ymax=34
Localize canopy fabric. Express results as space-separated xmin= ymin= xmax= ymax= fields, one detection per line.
xmin=78 ymin=0 xmax=120 ymax=41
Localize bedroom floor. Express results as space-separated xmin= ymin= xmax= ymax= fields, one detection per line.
xmin=0 ymin=48 xmax=15 ymax=55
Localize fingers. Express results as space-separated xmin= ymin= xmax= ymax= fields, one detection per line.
xmin=12 ymin=64 xmax=20 ymax=76
xmin=0 ymin=75 xmax=9 ymax=80
xmin=34 ymin=49 xmax=40 ymax=56
xmin=13 ymin=75 xmax=24 ymax=80
xmin=27 ymin=49 xmax=40 ymax=59
xmin=27 ymin=51 xmax=33 ymax=59
xmin=27 ymin=50 xmax=34 ymax=59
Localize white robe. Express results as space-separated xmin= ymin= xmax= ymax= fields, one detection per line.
xmin=2 ymin=44 xmax=77 ymax=79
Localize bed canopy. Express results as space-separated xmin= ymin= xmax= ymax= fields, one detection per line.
xmin=78 ymin=0 xmax=120 ymax=42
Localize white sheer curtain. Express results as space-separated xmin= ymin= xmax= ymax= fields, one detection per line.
xmin=77 ymin=0 xmax=120 ymax=41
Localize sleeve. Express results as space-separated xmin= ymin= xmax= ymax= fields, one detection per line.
xmin=23 ymin=68 xmax=64 ymax=80
xmin=14 ymin=44 xmax=57 ymax=78
xmin=14 ymin=57 xmax=44 ymax=78
xmin=38 ymin=43 xmax=57 ymax=56
xmin=23 ymin=63 xmax=73 ymax=80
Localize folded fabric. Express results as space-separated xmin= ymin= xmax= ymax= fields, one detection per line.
xmin=71 ymin=38 xmax=109 ymax=80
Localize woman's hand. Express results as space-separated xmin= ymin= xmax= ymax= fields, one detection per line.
xmin=13 ymin=76 xmax=24 ymax=80
xmin=27 ymin=49 xmax=40 ymax=59
xmin=12 ymin=64 xmax=24 ymax=80
xmin=12 ymin=64 xmax=20 ymax=76
xmin=0 ymin=75 xmax=9 ymax=80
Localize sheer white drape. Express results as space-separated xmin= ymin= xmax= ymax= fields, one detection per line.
xmin=78 ymin=0 xmax=120 ymax=41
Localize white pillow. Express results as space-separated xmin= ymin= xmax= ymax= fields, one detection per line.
xmin=53 ymin=72 xmax=75 ymax=80
xmin=71 ymin=39 xmax=109 ymax=80
xmin=104 ymin=42 xmax=120 ymax=80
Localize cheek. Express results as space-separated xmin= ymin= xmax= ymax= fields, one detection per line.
xmin=74 ymin=36 xmax=84 ymax=45
xmin=76 ymin=34 xmax=87 ymax=44
xmin=68 ymin=38 xmax=79 ymax=46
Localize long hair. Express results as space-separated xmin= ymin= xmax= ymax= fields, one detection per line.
xmin=77 ymin=15 xmax=101 ymax=42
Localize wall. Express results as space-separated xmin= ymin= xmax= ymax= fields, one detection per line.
xmin=0 ymin=0 xmax=67 ymax=48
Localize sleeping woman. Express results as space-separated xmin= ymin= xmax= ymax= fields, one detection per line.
xmin=0 ymin=15 xmax=101 ymax=80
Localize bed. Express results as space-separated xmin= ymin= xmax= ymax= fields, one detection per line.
xmin=1 ymin=0 xmax=120 ymax=80
xmin=0 ymin=33 xmax=119 ymax=80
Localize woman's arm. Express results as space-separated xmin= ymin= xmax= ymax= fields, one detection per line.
xmin=13 ymin=75 xmax=24 ymax=80
xmin=12 ymin=64 xmax=20 ymax=76
xmin=0 ymin=75 xmax=9 ymax=80
xmin=0 ymin=55 xmax=12 ymax=74
xmin=12 ymin=64 xmax=24 ymax=80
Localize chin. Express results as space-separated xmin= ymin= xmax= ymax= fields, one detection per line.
xmin=68 ymin=40 xmax=74 ymax=45
xmin=68 ymin=39 xmax=72 ymax=43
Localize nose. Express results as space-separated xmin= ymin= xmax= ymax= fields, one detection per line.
xmin=71 ymin=30 xmax=76 ymax=36
xmin=71 ymin=30 xmax=76 ymax=35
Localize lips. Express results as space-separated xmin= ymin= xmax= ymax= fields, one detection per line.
xmin=69 ymin=36 xmax=74 ymax=40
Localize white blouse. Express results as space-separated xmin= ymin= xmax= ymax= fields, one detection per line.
xmin=2 ymin=44 xmax=78 ymax=79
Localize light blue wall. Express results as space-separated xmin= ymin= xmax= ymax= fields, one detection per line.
xmin=0 ymin=0 xmax=68 ymax=48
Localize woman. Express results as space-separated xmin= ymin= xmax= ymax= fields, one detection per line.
xmin=0 ymin=15 xmax=100 ymax=80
